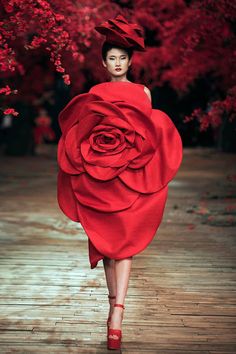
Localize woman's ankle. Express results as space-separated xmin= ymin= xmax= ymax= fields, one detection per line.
xmin=111 ymin=305 xmax=124 ymax=320
xmin=110 ymin=310 xmax=124 ymax=329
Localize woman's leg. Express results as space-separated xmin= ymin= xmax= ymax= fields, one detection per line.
xmin=103 ymin=257 xmax=117 ymax=319
xmin=110 ymin=257 xmax=132 ymax=330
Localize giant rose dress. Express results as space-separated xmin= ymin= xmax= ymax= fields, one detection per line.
xmin=57 ymin=81 xmax=183 ymax=268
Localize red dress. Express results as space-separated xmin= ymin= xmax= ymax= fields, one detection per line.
xmin=57 ymin=82 xmax=183 ymax=268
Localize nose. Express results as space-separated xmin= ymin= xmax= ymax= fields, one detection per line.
xmin=115 ymin=58 xmax=121 ymax=66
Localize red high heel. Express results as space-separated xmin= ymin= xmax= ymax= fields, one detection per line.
xmin=107 ymin=303 xmax=125 ymax=350
xmin=107 ymin=294 xmax=116 ymax=328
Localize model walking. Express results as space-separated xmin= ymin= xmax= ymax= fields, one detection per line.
xmin=57 ymin=15 xmax=183 ymax=350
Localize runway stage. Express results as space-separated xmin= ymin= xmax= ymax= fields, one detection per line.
xmin=0 ymin=147 xmax=236 ymax=353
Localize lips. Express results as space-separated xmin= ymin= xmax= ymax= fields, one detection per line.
xmin=115 ymin=68 xmax=122 ymax=72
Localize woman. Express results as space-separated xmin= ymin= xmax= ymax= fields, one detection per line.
xmin=57 ymin=15 xmax=183 ymax=350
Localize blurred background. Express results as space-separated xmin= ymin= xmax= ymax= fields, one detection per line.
xmin=0 ymin=0 xmax=235 ymax=155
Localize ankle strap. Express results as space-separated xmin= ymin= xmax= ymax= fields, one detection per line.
xmin=108 ymin=294 xmax=116 ymax=299
xmin=114 ymin=303 xmax=125 ymax=309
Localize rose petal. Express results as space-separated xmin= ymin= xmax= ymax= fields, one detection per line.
xmin=128 ymin=137 xmax=155 ymax=168
xmin=89 ymin=126 xmax=125 ymax=153
xmin=81 ymin=138 xmax=126 ymax=166
xmin=64 ymin=125 xmax=84 ymax=171
xmin=81 ymin=133 xmax=143 ymax=169
xmin=76 ymin=111 xmax=104 ymax=145
xmin=83 ymin=160 xmax=128 ymax=180
xmin=86 ymin=100 xmax=127 ymax=121
xmin=98 ymin=116 xmax=136 ymax=144
xmin=57 ymin=136 xmax=83 ymax=174
xmin=59 ymin=93 xmax=102 ymax=135
xmin=119 ymin=109 xmax=183 ymax=193
xmin=119 ymin=150 xmax=162 ymax=193
xmin=71 ymin=173 xmax=139 ymax=212
xmin=92 ymin=132 xmax=121 ymax=150
xmin=115 ymin=102 xmax=155 ymax=139
xmin=57 ymin=169 xmax=80 ymax=222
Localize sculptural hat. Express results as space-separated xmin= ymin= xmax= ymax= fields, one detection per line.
xmin=95 ymin=14 xmax=145 ymax=51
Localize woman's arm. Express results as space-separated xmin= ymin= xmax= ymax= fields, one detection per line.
xmin=144 ymin=86 xmax=152 ymax=102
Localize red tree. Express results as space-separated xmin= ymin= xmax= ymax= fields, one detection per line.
xmin=0 ymin=0 xmax=235 ymax=140
xmin=0 ymin=0 xmax=118 ymax=108
xmin=130 ymin=0 xmax=236 ymax=132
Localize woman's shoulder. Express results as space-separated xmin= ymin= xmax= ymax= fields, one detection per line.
xmin=129 ymin=82 xmax=151 ymax=101
xmin=139 ymin=84 xmax=152 ymax=101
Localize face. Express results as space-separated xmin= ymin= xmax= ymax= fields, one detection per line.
xmin=102 ymin=47 xmax=132 ymax=78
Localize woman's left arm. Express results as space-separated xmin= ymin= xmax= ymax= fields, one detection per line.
xmin=144 ymin=86 xmax=152 ymax=102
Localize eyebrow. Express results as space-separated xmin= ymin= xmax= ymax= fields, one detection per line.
xmin=108 ymin=54 xmax=127 ymax=57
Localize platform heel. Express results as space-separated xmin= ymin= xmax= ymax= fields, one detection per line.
xmin=107 ymin=303 xmax=125 ymax=350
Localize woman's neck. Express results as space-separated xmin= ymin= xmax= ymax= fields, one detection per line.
xmin=110 ymin=75 xmax=130 ymax=82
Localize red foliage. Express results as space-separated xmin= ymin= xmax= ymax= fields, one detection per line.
xmin=184 ymin=86 xmax=236 ymax=131
xmin=0 ymin=0 xmax=235 ymax=135
xmin=0 ymin=0 xmax=118 ymax=112
xmin=131 ymin=0 xmax=236 ymax=131
xmin=0 ymin=0 xmax=95 ymax=77
xmin=3 ymin=108 xmax=19 ymax=116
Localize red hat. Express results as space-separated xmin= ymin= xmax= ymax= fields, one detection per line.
xmin=95 ymin=14 xmax=145 ymax=52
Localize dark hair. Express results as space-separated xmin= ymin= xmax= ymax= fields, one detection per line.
xmin=101 ymin=41 xmax=133 ymax=61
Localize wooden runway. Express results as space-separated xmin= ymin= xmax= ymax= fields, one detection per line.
xmin=0 ymin=147 xmax=236 ymax=353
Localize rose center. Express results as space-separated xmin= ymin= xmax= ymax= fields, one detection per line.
xmin=98 ymin=134 xmax=115 ymax=144
xmin=88 ymin=125 xmax=126 ymax=153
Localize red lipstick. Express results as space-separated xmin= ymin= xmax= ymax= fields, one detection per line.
xmin=115 ymin=68 xmax=122 ymax=72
